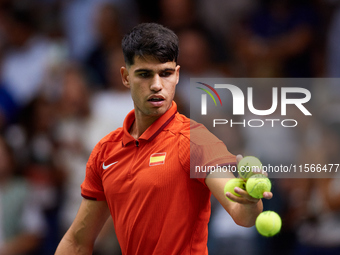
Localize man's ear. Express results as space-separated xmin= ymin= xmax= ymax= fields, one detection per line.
xmin=175 ymin=65 xmax=180 ymax=85
xmin=120 ymin=66 xmax=130 ymax=89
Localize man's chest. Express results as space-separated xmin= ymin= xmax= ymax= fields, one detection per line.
xmin=100 ymin=139 xmax=185 ymax=199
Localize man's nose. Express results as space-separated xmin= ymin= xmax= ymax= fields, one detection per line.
xmin=150 ymin=75 xmax=162 ymax=92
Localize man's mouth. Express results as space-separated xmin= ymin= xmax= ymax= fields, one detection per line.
xmin=147 ymin=96 xmax=165 ymax=107
xmin=148 ymin=98 xmax=164 ymax=102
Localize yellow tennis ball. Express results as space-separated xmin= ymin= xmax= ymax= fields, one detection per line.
xmin=246 ymin=174 xmax=271 ymax=199
xmin=256 ymin=211 xmax=282 ymax=237
xmin=238 ymin=156 xmax=262 ymax=179
xmin=224 ymin=178 xmax=246 ymax=202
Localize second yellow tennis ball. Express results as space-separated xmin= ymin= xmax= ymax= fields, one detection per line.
xmin=246 ymin=174 xmax=271 ymax=199
xmin=256 ymin=211 xmax=282 ymax=237
xmin=224 ymin=178 xmax=246 ymax=202
xmin=238 ymin=156 xmax=262 ymax=179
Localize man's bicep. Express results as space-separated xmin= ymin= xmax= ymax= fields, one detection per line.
xmin=70 ymin=198 xmax=110 ymax=243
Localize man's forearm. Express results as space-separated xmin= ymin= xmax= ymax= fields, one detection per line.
xmin=230 ymin=199 xmax=263 ymax=227
xmin=55 ymin=231 xmax=93 ymax=255
xmin=55 ymin=199 xmax=110 ymax=255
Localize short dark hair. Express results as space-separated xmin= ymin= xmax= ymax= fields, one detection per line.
xmin=122 ymin=23 xmax=179 ymax=66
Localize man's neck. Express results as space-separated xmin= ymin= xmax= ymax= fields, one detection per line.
xmin=129 ymin=113 xmax=160 ymax=140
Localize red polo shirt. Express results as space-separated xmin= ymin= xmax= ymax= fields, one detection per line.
xmin=81 ymin=102 xmax=236 ymax=254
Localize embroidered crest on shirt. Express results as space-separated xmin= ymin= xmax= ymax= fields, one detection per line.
xmin=149 ymin=152 xmax=166 ymax=166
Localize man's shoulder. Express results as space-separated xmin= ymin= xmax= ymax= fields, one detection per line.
xmin=96 ymin=127 xmax=124 ymax=148
xmin=172 ymin=113 xmax=190 ymax=136
xmin=174 ymin=114 xmax=220 ymax=145
xmin=189 ymin=119 xmax=222 ymax=146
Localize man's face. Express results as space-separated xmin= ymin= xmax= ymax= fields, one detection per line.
xmin=121 ymin=56 xmax=180 ymax=118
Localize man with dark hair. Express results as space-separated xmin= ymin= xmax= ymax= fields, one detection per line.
xmin=55 ymin=23 xmax=272 ymax=255
xmin=122 ymin=23 xmax=179 ymax=66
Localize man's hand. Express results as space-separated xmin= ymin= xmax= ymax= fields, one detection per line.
xmin=225 ymin=154 xmax=273 ymax=203
xmin=205 ymin=154 xmax=274 ymax=227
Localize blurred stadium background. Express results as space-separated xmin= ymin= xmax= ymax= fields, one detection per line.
xmin=0 ymin=0 xmax=340 ymax=254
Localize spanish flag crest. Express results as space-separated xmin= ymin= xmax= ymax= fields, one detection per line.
xmin=149 ymin=152 xmax=166 ymax=166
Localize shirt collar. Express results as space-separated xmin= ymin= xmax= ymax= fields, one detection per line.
xmin=122 ymin=101 xmax=177 ymax=146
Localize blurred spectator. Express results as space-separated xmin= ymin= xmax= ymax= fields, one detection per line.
xmin=282 ymin=124 xmax=340 ymax=255
xmin=327 ymin=3 xmax=340 ymax=95
xmin=178 ymin=29 xmax=221 ymax=77
xmin=197 ymin=0 xmax=258 ymax=71
xmin=175 ymin=28 xmax=227 ymax=116
xmin=53 ymin=64 xmax=92 ymax=232
xmin=159 ymin=0 xmax=229 ymax=65
xmin=54 ymin=63 xmax=122 ymax=254
xmin=241 ymin=85 xmax=300 ymax=165
xmin=17 ymin=95 xmax=64 ymax=254
xmin=84 ymin=2 xmax=123 ymax=90
xmin=87 ymin=49 xmax=133 ymax=150
xmin=197 ymin=0 xmax=257 ymax=41
xmin=234 ymin=0 xmax=318 ymax=77
xmin=61 ymin=0 xmax=138 ymax=61
xmin=159 ymin=0 xmax=197 ymax=32
xmin=0 ymin=85 xmax=19 ymax=130
xmin=134 ymin=0 xmax=160 ymax=22
xmin=0 ymin=1 xmax=337 ymax=254
xmin=0 ymin=3 xmax=59 ymax=126
xmin=0 ymin=135 xmax=46 ymax=255
xmin=208 ymin=198 xmax=258 ymax=255
xmin=61 ymin=0 xmax=103 ymax=61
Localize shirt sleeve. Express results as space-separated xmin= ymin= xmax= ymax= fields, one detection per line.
xmin=179 ymin=120 xmax=237 ymax=186
xmin=81 ymin=142 xmax=106 ymax=201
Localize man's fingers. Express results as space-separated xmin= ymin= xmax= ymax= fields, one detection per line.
xmin=236 ymin=154 xmax=243 ymax=164
xmin=226 ymin=193 xmax=259 ymax=204
xmin=226 ymin=187 xmax=259 ymax=204
xmin=263 ymin=192 xmax=273 ymax=199
xmin=234 ymin=187 xmax=260 ymax=202
xmin=226 ymin=188 xmax=273 ymax=203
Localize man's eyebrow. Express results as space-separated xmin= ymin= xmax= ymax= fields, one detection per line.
xmin=162 ymin=68 xmax=176 ymax=72
xmin=134 ymin=69 xmax=152 ymax=73
xmin=134 ymin=68 xmax=176 ymax=74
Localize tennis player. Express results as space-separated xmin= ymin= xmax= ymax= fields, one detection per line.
xmin=55 ymin=23 xmax=272 ymax=255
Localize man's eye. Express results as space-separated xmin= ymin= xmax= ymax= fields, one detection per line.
xmin=139 ymin=73 xmax=150 ymax=78
xmin=161 ymin=72 xmax=172 ymax=77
